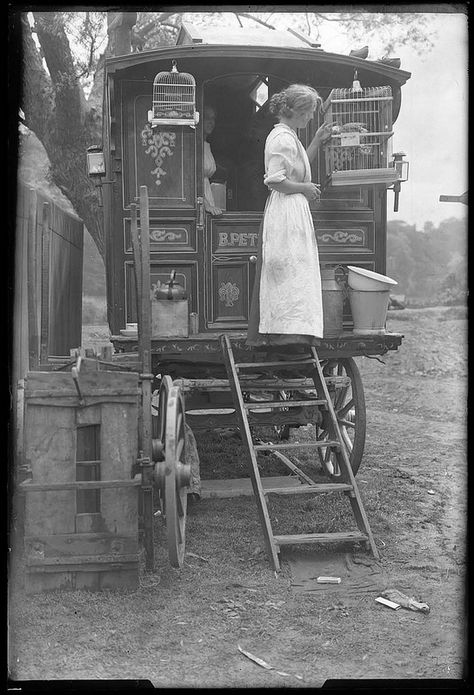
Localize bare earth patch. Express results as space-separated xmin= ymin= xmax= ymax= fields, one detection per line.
xmin=8 ymin=307 xmax=467 ymax=685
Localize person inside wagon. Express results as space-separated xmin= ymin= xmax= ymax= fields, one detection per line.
xmin=247 ymin=84 xmax=334 ymax=352
xmin=203 ymin=104 xmax=227 ymax=216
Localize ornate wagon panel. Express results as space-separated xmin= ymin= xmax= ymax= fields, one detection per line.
xmin=122 ymin=86 xmax=196 ymax=210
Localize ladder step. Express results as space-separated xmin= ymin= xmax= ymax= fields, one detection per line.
xmin=244 ymin=399 xmax=326 ymax=410
xmin=264 ymin=483 xmax=352 ymax=495
xmin=273 ymin=531 xmax=368 ymax=547
xmin=236 ymin=359 xmax=316 ymax=369
xmin=255 ymin=441 xmax=340 ymax=451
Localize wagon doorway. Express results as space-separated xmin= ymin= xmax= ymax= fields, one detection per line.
xmin=203 ymin=73 xmax=289 ymax=212
xmin=202 ymin=73 xmax=294 ymax=330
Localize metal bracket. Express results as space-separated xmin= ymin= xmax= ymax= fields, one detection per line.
xmin=71 ymin=357 xmax=85 ymax=406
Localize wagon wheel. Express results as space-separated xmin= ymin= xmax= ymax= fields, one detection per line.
xmin=151 ymin=375 xmax=173 ymax=462
xmin=162 ymin=385 xmax=191 ymax=568
xmin=317 ymin=357 xmax=366 ymax=478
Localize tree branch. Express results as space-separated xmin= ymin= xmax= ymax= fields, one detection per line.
xmin=235 ymin=13 xmax=276 ymax=30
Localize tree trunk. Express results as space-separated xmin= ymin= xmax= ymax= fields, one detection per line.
xmin=21 ymin=12 xmax=106 ymax=260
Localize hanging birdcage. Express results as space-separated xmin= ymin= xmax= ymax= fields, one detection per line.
xmin=322 ymin=73 xmax=399 ymax=186
xmin=148 ymin=60 xmax=199 ymax=127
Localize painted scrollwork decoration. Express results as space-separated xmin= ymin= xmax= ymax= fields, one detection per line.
xmin=140 ymin=123 xmax=176 ymax=187
xmin=218 ymin=282 xmax=240 ymax=307
xmin=319 ymin=230 xmax=364 ymax=244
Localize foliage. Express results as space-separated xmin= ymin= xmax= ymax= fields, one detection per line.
xmin=387 ymin=217 xmax=467 ymax=306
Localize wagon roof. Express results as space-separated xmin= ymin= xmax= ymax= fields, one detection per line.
xmin=105 ymin=42 xmax=411 ymax=88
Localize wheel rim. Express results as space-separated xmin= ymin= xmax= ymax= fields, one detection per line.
xmin=317 ymin=358 xmax=366 ymax=478
xmin=152 ymin=375 xmax=173 ymax=448
xmin=164 ymin=385 xmax=190 ymax=568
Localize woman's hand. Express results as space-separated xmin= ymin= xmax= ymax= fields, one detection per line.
xmin=301 ymin=182 xmax=321 ymax=202
xmin=315 ymin=121 xmax=337 ymax=145
xmin=204 ymin=200 xmax=223 ymax=216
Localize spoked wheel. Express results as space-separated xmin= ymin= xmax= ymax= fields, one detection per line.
xmin=151 ymin=375 xmax=173 ymax=462
xmin=317 ymin=357 xmax=366 ymax=478
xmin=162 ymin=385 xmax=191 ymax=568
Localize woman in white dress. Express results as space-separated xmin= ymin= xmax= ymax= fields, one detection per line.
xmin=247 ymin=84 xmax=334 ymax=349
xmin=203 ymin=105 xmax=222 ymax=216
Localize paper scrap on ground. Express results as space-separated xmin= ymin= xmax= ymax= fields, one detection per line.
xmin=382 ymin=589 xmax=430 ymax=614
xmin=238 ymin=645 xmax=303 ymax=680
xmin=375 ymin=596 xmax=401 ymax=610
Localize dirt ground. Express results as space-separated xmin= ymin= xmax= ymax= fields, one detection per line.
xmin=8 ymin=306 xmax=467 ymax=687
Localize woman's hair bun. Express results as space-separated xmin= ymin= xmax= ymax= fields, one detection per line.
xmin=269 ymin=84 xmax=321 ymax=119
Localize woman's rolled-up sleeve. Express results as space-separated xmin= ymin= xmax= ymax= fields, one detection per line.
xmin=263 ymin=133 xmax=298 ymax=186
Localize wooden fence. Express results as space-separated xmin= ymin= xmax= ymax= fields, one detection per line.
xmin=13 ymin=183 xmax=84 ymax=382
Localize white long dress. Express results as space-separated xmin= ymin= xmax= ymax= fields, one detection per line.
xmin=257 ymin=123 xmax=323 ymax=338
xmin=203 ymin=140 xmax=217 ymax=208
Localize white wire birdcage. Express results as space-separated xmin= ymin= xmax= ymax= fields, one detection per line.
xmin=149 ymin=60 xmax=199 ymax=126
xmin=322 ymin=73 xmax=397 ymax=186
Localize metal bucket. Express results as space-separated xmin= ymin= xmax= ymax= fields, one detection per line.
xmin=348 ymin=288 xmax=390 ymax=335
xmin=321 ymin=267 xmax=344 ymax=337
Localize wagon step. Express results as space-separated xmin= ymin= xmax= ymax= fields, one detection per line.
xmin=254 ymin=441 xmax=340 ymax=451
xmin=220 ymin=334 xmax=379 ymax=572
xmin=244 ymin=398 xmax=327 ymax=409
xmin=273 ymin=531 xmax=369 ymax=547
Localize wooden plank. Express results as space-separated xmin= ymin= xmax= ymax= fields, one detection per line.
xmin=27 ymin=188 xmax=39 ymax=369
xmin=26 ymin=554 xmax=139 ymax=566
xmin=273 ymin=531 xmax=368 ymax=546
xmin=26 ymin=396 xmax=140 ymax=407
xmin=236 ymin=359 xmax=315 ymax=369
xmin=100 ymin=403 xmax=139 ymax=479
xmin=21 ymin=479 xmax=141 ymax=491
xmin=200 ymin=476 xmax=303 ymax=499
xmin=25 ymin=370 xmax=139 ymax=398
xmin=138 ymin=186 xmax=152 ymax=460
xmin=175 ymin=377 xmax=318 ymax=392
xmin=263 ymin=483 xmax=352 ymax=494
xmin=254 ymin=441 xmax=339 ymax=451
xmin=244 ymin=399 xmax=326 ymax=409
xmin=24 ymin=403 xmax=76 ymax=535
xmin=13 ymin=184 xmax=30 ymax=389
xmin=39 ymin=202 xmax=51 ymax=364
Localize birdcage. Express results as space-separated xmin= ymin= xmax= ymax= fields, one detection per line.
xmin=322 ymin=73 xmax=399 ymax=187
xmin=148 ymin=60 xmax=199 ymax=127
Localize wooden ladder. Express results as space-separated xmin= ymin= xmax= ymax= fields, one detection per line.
xmin=220 ymin=334 xmax=379 ymax=571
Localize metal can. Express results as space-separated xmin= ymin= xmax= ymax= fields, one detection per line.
xmin=189 ymin=312 xmax=199 ymax=335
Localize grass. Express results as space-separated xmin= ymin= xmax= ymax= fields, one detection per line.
xmin=8 ymin=306 xmax=467 ymax=683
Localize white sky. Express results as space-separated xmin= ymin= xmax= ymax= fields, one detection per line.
xmin=305 ymin=11 xmax=468 ymax=227
xmin=187 ymin=10 xmax=468 ymax=228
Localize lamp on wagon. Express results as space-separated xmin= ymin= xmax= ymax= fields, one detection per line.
xmin=86 ymin=145 xmax=106 ymax=206
xmin=148 ymin=60 xmax=199 ymax=127
xmin=389 ymin=151 xmax=409 ymax=212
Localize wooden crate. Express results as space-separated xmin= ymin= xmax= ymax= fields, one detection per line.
xmin=21 ymin=368 xmax=141 ymax=592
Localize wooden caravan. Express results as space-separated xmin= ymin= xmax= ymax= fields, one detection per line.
xmin=101 ymin=23 xmax=410 ymax=341
xmin=81 ymin=22 xmax=413 ymax=572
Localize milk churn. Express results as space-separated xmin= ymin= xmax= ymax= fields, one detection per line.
xmin=320 ymin=266 xmax=345 ymax=337
xmin=152 ymin=270 xmax=189 ymax=337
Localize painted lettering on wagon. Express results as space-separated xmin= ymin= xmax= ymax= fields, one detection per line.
xmin=218 ymin=232 xmax=258 ymax=248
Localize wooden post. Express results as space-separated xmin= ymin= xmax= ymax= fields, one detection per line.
xmin=27 ymin=189 xmax=39 ymax=369
xmin=40 ymin=202 xmax=51 ymax=365
xmin=139 ymin=186 xmax=152 ymax=460
xmin=130 ymin=203 xmax=143 ymax=453
xmin=139 ymin=186 xmax=154 ymax=571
